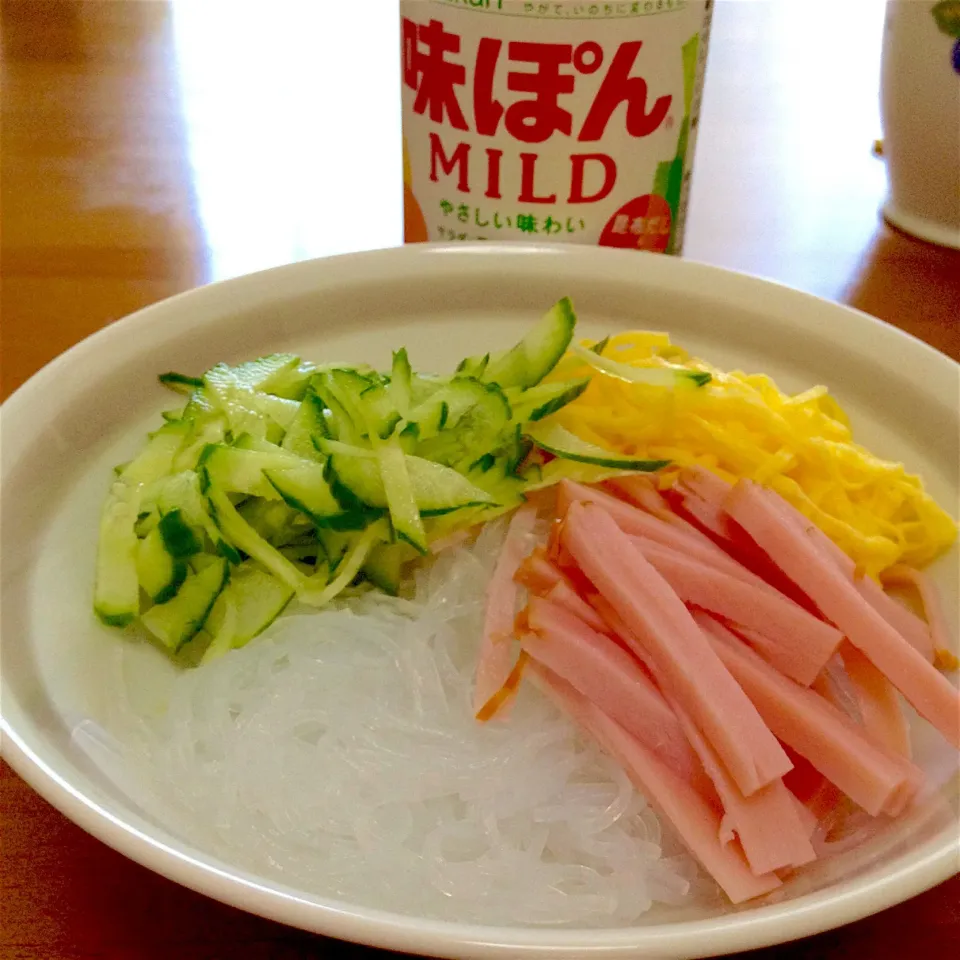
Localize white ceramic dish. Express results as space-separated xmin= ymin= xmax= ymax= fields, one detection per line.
xmin=2 ymin=244 xmax=958 ymax=959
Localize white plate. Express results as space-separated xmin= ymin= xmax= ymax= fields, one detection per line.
xmin=2 ymin=243 xmax=958 ymax=959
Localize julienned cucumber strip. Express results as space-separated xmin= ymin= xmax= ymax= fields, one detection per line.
xmin=570 ymin=343 xmax=711 ymax=389
xmin=481 ymin=297 xmax=576 ymax=390
xmin=455 ymin=352 xmax=489 ymax=379
xmin=202 ymin=444 xmax=301 ymax=499
xmin=299 ymin=521 xmax=387 ymax=608
xmin=201 ymin=560 xmax=294 ymax=661
xmin=94 ymin=482 xmax=142 ymax=626
xmin=507 ymin=377 xmax=590 ymax=423
xmin=389 ymin=348 xmax=413 ymax=418
xmin=375 ymin=438 xmax=427 ymax=553
xmin=207 ymin=487 xmax=312 ymax=593
xmin=119 ymin=422 xmax=191 ymax=486
xmin=264 ymin=462 xmax=367 ymax=529
xmin=171 ymin=413 xmax=228 ymax=473
xmin=525 ymin=421 xmax=670 ymax=472
xmin=237 ymin=497 xmax=309 ymax=545
xmin=157 ymin=509 xmax=202 ymax=559
xmin=158 ymin=372 xmax=204 ymax=392
xmin=137 ymin=526 xmax=187 ymax=604
xmin=205 ymin=354 xmax=300 ymax=393
xmin=141 ymin=556 xmax=229 ymax=651
xmin=280 ymin=388 xmax=328 ymax=460
xmin=362 ymin=541 xmax=415 ymax=596
xmin=323 ymin=444 xmax=497 ymax=514
xmin=524 ymin=459 xmax=638 ymax=492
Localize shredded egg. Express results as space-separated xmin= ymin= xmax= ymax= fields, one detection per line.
xmin=548 ymin=332 xmax=958 ymax=579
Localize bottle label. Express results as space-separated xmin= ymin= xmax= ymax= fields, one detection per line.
xmin=401 ymin=0 xmax=713 ymax=254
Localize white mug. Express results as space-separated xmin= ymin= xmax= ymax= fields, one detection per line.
xmin=879 ymin=0 xmax=960 ymax=249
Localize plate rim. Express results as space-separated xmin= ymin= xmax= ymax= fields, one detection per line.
xmin=2 ymin=242 xmax=958 ymax=959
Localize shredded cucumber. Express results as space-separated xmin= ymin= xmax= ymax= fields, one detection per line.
xmin=569 ymin=342 xmax=711 ymax=389
xmin=94 ymin=297 xmax=672 ymax=664
xmin=525 ymin=421 xmax=670 ymax=471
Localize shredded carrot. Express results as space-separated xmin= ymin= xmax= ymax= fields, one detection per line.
xmin=934 ymin=648 xmax=960 ymax=673
xmin=475 ymin=650 xmax=529 ymax=723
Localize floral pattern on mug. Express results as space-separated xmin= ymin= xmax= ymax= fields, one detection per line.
xmin=932 ymin=0 xmax=960 ymax=73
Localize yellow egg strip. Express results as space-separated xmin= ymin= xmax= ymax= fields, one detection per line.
xmin=548 ymin=333 xmax=958 ymax=578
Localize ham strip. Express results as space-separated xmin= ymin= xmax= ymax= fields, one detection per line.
xmin=563 ymin=501 xmax=792 ymax=797
xmin=666 ymin=694 xmax=816 ymax=876
xmin=679 ymin=465 xmax=736 ymax=502
xmin=700 ymin=616 xmax=924 ymax=817
xmin=529 ymin=661 xmax=782 ymax=904
xmin=781 ymin=745 xmax=844 ymax=823
xmin=881 ymin=564 xmax=953 ymax=665
xmin=473 ymin=504 xmax=539 ymax=718
xmin=592 ymin=598 xmax=815 ymax=872
xmin=672 ymin=484 xmax=735 ymax=542
xmin=725 ymin=479 xmax=960 ymax=749
xmin=605 ymin=474 xmax=672 ymax=514
xmin=631 ymin=536 xmax=842 ymax=686
xmin=513 ymin=548 xmax=609 ymax=632
xmin=840 ymin=641 xmax=912 ymax=759
xmin=558 ymin=479 xmax=749 ymax=581
xmin=670 ymin=472 xmax=824 ymax=612
xmin=522 ymin=597 xmax=702 ymax=785
xmin=606 ymin=475 xmax=720 ymax=544
xmin=541 ymin=580 xmax=610 ymax=634
xmin=765 ymin=492 xmax=935 ymax=661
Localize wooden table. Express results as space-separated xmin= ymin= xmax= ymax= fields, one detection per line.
xmin=2 ymin=2 xmax=958 ymax=958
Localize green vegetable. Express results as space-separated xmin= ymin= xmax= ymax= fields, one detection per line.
xmin=933 ymin=0 xmax=960 ymax=37
xmin=526 ymin=421 xmax=670 ymax=472
xmin=94 ymin=482 xmax=142 ymax=626
xmin=94 ymin=297 xmax=673 ymax=664
xmin=461 ymin=297 xmax=576 ymax=390
xmin=200 ymin=560 xmax=294 ymax=662
xmin=569 ymin=343 xmax=711 ymax=389
xmin=141 ymin=556 xmax=229 ymax=651
xmin=158 ymin=372 xmax=205 ymax=393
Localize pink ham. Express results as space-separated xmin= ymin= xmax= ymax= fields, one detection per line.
xmin=671 ymin=484 xmax=735 ymax=542
xmin=606 ymin=475 xmax=721 ymax=545
xmin=522 ymin=597 xmax=702 ymax=785
xmin=668 ymin=469 xmax=821 ymax=611
xmin=700 ymin=616 xmax=924 ymax=817
xmin=632 ymin=537 xmax=842 ymax=686
xmin=529 ymin=661 xmax=782 ymax=904
xmin=840 ymin=641 xmax=912 ymax=759
xmin=882 ymin=564 xmax=952 ymax=664
xmin=562 ymin=501 xmax=792 ymax=797
xmin=473 ymin=504 xmax=539 ymax=718
xmin=725 ymin=479 xmax=960 ymax=749
xmin=810 ymin=655 xmax=863 ymax=722
xmin=666 ymin=693 xmax=816 ymax=876
xmin=788 ymin=792 xmax=821 ymax=839
xmin=512 ymin=548 xmax=609 ymax=632
xmin=559 ymin=479 xmax=755 ymax=584
xmin=765 ymin=493 xmax=935 ymax=662
xmin=679 ymin=464 xmax=736 ymax=503
xmin=592 ymin=600 xmax=815 ymax=873
xmin=514 ymin=546 xmax=564 ymax=595
xmin=541 ymin=580 xmax=610 ymax=634
xmin=781 ymin=745 xmax=844 ymax=823
xmin=605 ymin=474 xmax=674 ymax=516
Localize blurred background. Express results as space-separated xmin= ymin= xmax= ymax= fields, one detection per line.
xmin=3 ymin=0 xmax=958 ymax=401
